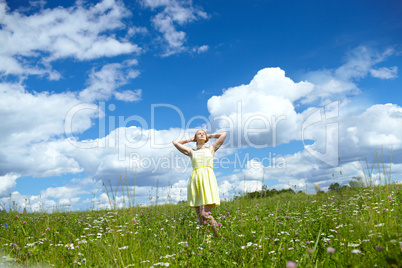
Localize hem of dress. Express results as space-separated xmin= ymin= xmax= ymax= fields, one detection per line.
xmin=188 ymin=203 xmax=220 ymax=208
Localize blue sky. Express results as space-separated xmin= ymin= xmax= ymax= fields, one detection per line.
xmin=1 ymin=0 xmax=401 ymax=211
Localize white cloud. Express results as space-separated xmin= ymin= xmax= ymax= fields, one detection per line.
xmin=218 ymin=178 xmax=263 ymax=199
xmin=0 ymin=82 xmax=97 ymax=145
xmin=369 ymin=67 xmax=398 ymax=79
xmin=0 ymin=60 xmax=141 ymax=178
xmin=335 ymin=47 xmax=395 ymax=80
xmin=114 ymin=89 xmax=142 ymax=102
xmin=207 ymin=47 xmax=400 ymax=153
xmin=303 ymin=46 xmax=398 ymax=104
xmin=0 ymin=174 xmax=20 ymax=198
xmin=338 ymin=104 xmax=402 ymax=156
xmin=207 ymin=67 xmax=314 ymax=147
xmin=40 ymin=186 xmax=88 ymax=200
xmin=141 ymin=0 xmax=208 ymax=56
xmin=192 ymin=45 xmax=209 ymax=54
xmin=0 ymin=0 xmax=140 ymax=77
xmin=0 ymin=191 xmax=57 ymax=212
xmin=243 ymin=159 xmax=265 ymax=180
xmin=79 ymin=63 xmax=141 ymax=102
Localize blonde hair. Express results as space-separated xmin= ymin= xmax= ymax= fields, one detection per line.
xmin=194 ymin=129 xmax=209 ymax=144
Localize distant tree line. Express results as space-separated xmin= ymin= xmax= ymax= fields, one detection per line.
xmin=328 ymin=183 xmax=349 ymax=192
xmin=234 ymin=187 xmax=299 ymax=200
xmin=328 ymin=176 xmax=364 ymax=192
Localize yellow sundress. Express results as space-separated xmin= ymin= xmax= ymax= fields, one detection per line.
xmin=187 ymin=148 xmax=220 ymax=207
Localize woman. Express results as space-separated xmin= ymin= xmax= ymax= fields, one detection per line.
xmin=173 ymin=130 xmax=226 ymax=236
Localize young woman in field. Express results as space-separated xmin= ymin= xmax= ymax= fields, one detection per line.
xmin=173 ymin=130 xmax=226 ymax=236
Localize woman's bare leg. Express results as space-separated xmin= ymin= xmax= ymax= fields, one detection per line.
xmin=200 ymin=205 xmax=219 ymax=237
xmin=194 ymin=207 xmax=203 ymax=225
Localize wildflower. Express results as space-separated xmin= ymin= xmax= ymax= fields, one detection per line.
xmin=4 ymin=223 xmax=8 ymax=227
xmin=327 ymin=247 xmax=335 ymax=254
xmin=376 ymin=246 xmax=383 ymax=252
xmin=286 ymin=216 xmax=290 ymax=220
xmin=23 ymin=221 xmax=27 ymax=225
xmin=217 ymin=223 xmax=222 ymax=227
xmin=351 ymin=249 xmax=361 ymax=254
xmin=15 ymin=215 xmax=19 ymax=219
xmin=45 ymin=228 xmax=50 ymax=231
xmin=203 ymin=221 xmax=207 ymax=225
xmin=227 ymin=212 xmax=230 ymax=216
xmin=132 ymin=219 xmax=136 ymax=223
xmin=185 ymin=243 xmax=189 ymax=247
xmin=286 ymin=261 xmax=297 ymax=268
xmin=153 ymin=262 xmax=170 ymax=267
xmin=65 ymin=243 xmax=74 ymax=250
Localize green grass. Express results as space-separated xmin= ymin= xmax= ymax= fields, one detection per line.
xmin=1 ymin=185 xmax=401 ymax=267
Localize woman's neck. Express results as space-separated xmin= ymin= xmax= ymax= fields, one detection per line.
xmin=196 ymin=143 xmax=206 ymax=150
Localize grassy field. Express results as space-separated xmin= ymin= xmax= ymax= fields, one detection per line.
xmin=0 ymin=184 xmax=401 ymax=267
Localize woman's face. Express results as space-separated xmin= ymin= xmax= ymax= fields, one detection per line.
xmin=195 ymin=130 xmax=207 ymax=142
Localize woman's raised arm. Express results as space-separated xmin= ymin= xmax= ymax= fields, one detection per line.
xmin=209 ymin=132 xmax=226 ymax=152
xmin=172 ymin=137 xmax=194 ymax=156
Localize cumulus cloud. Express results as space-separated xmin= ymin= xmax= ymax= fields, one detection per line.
xmin=207 ymin=67 xmax=314 ymax=148
xmin=0 ymin=174 xmax=20 ymax=198
xmin=338 ymin=104 xmax=402 ymax=159
xmin=0 ymin=0 xmax=140 ymax=77
xmin=0 ymin=60 xmax=141 ymax=182
xmin=207 ymin=47 xmax=400 ymax=154
xmin=0 ymin=191 xmax=57 ymax=212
